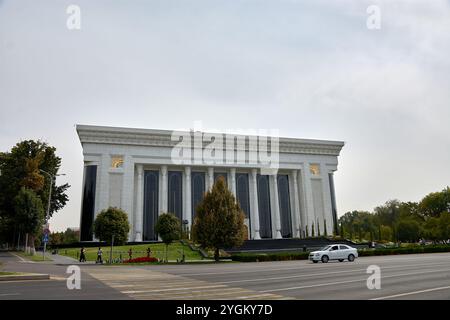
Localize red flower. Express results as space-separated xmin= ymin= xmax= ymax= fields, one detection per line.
xmin=123 ymin=256 xmax=158 ymax=263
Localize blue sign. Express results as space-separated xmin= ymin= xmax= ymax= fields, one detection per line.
xmin=43 ymin=234 xmax=49 ymax=243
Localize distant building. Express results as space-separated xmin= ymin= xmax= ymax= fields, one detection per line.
xmin=76 ymin=125 xmax=344 ymax=242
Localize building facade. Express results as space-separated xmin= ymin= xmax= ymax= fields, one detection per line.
xmin=77 ymin=125 xmax=344 ymax=242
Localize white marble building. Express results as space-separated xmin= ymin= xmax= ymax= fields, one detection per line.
xmin=76 ymin=125 xmax=344 ymax=242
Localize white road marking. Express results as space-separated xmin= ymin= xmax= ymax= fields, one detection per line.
xmin=371 ymin=286 xmax=450 ymax=300
xmin=0 ymin=293 xmax=20 ymax=296
xmin=122 ymin=284 xmax=227 ymax=294
xmin=260 ymin=268 xmax=450 ymax=293
xmin=9 ymin=252 xmax=34 ymax=263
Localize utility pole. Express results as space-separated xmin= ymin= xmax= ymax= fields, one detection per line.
xmin=39 ymin=170 xmax=65 ymax=260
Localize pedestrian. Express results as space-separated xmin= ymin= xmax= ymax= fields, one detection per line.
xmin=146 ymin=247 xmax=151 ymax=258
xmin=96 ymin=247 xmax=103 ymax=264
xmin=79 ymin=247 xmax=86 ymax=262
xmin=128 ymin=248 xmax=133 ymax=260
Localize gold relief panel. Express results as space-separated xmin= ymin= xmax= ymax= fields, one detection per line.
xmin=309 ymin=164 xmax=320 ymax=176
xmin=111 ymin=156 xmax=124 ymax=169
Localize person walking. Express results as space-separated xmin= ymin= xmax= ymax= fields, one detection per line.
xmin=79 ymin=247 xmax=86 ymax=262
xmin=146 ymin=247 xmax=151 ymax=258
xmin=96 ymin=247 xmax=103 ymax=264
xmin=128 ymin=248 xmax=133 ymax=261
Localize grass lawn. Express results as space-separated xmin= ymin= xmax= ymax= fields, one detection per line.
xmin=0 ymin=271 xmax=20 ymax=276
xmin=59 ymin=242 xmax=203 ymax=262
xmin=15 ymin=251 xmax=53 ymax=262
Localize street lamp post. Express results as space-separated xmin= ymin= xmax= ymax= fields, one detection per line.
xmin=39 ymin=169 xmax=65 ymax=260
xmin=181 ymin=219 xmax=188 ymax=263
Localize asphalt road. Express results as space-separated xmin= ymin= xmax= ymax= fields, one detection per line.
xmin=133 ymin=252 xmax=450 ymax=300
xmin=0 ymin=251 xmax=128 ymax=300
xmin=1 ymin=251 xmax=450 ymax=299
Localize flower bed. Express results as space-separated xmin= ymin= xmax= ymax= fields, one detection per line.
xmin=123 ymin=256 xmax=159 ymax=263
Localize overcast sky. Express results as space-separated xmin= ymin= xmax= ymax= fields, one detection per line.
xmin=1 ymin=0 xmax=449 ymax=231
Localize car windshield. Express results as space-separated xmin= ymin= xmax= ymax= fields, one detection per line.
xmin=320 ymin=245 xmax=332 ymax=251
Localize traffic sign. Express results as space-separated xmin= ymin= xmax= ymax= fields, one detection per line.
xmin=43 ymin=234 xmax=49 ymax=243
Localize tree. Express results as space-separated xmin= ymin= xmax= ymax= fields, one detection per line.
xmin=14 ymin=188 xmax=45 ymax=253
xmin=93 ymin=207 xmax=130 ymax=245
xmin=155 ymin=213 xmax=180 ymax=262
xmin=192 ymin=177 xmax=246 ymax=261
xmin=0 ymin=140 xmax=69 ymax=245
xmin=419 ymin=187 xmax=450 ymax=218
xmin=323 ymin=219 xmax=328 ymax=237
xmin=396 ymin=218 xmax=421 ymax=242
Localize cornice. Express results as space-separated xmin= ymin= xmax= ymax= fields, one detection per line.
xmin=76 ymin=125 xmax=344 ymax=156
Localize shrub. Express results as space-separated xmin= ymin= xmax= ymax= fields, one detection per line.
xmin=231 ymin=252 xmax=310 ymax=262
xmin=93 ymin=207 xmax=130 ymax=245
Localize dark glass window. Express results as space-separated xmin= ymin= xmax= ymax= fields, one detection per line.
xmin=168 ymin=171 xmax=183 ymax=220
xmin=80 ymin=165 xmax=97 ymax=241
xmin=257 ymin=174 xmax=272 ymax=238
xmin=143 ymin=170 xmax=159 ymax=241
xmin=277 ymin=175 xmax=292 ymax=238
xmin=236 ymin=173 xmax=250 ymax=219
xmin=191 ymin=172 xmax=205 ymax=220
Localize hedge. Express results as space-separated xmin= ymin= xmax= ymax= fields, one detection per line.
xmin=231 ymin=252 xmax=310 ymax=262
xmin=358 ymin=245 xmax=450 ymax=256
xmin=231 ymin=245 xmax=450 ymax=262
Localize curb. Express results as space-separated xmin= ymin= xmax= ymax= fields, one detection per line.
xmin=0 ymin=273 xmax=50 ymax=281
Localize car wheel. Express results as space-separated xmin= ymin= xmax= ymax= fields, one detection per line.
xmin=348 ymin=254 xmax=355 ymax=262
xmin=313 ymin=260 xmax=318 ymax=263
xmin=338 ymin=259 xmax=344 ymax=262
xmin=321 ymin=255 xmax=329 ymax=263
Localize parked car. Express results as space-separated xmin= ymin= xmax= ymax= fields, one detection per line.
xmin=309 ymin=244 xmax=358 ymax=263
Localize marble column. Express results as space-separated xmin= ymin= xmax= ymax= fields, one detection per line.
xmin=291 ymin=170 xmax=301 ymax=238
xmin=302 ymin=163 xmax=315 ymax=237
xmin=250 ymin=169 xmax=261 ymax=239
xmin=184 ymin=166 xmax=192 ymax=228
xmin=207 ymin=167 xmax=214 ymax=190
xmin=270 ymin=175 xmax=282 ymax=239
xmin=161 ymin=165 xmax=168 ymax=213
xmin=230 ymin=168 xmax=236 ymax=197
xmin=134 ymin=164 xmax=144 ymax=241
xmin=320 ymin=164 xmax=333 ymax=236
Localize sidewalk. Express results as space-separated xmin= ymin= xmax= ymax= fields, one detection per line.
xmin=41 ymin=251 xmax=97 ymax=265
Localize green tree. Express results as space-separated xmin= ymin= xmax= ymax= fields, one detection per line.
xmin=192 ymin=177 xmax=246 ymax=261
xmin=14 ymin=188 xmax=45 ymax=252
xmin=396 ymin=218 xmax=421 ymax=242
xmin=93 ymin=207 xmax=130 ymax=245
xmin=155 ymin=213 xmax=180 ymax=262
xmin=63 ymin=228 xmax=80 ymax=244
xmin=379 ymin=225 xmax=392 ymax=242
xmin=0 ymin=140 xmax=69 ymax=244
xmin=419 ymin=187 xmax=450 ymax=218
xmin=311 ymin=222 xmax=315 ymax=238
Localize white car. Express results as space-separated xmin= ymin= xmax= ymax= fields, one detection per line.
xmin=309 ymin=244 xmax=358 ymax=263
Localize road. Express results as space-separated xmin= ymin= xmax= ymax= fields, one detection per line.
xmin=0 ymin=251 xmax=128 ymax=299
xmin=1 ymin=251 xmax=450 ymax=299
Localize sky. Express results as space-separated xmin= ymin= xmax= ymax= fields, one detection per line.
xmin=1 ymin=0 xmax=449 ymax=231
